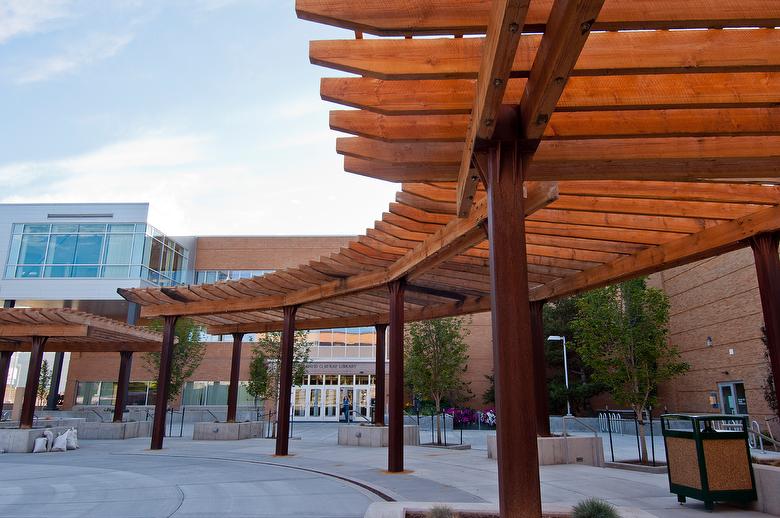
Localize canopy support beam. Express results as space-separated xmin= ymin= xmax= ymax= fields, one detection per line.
xmin=113 ymin=351 xmax=133 ymax=423
xmin=486 ymin=106 xmax=541 ymax=517
xmin=374 ymin=323 xmax=387 ymax=426
xmin=46 ymin=351 xmax=65 ymax=410
xmin=750 ymin=232 xmax=780 ymax=421
xmin=0 ymin=351 xmax=12 ymax=418
xmin=151 ymin=316 xmax=177 ymax=450
xmin=530 ymin=300 xmax=550 ymax=436
xmin=20 ymin=336 xmax=48 ymax=429
xmin=275 ymin=306 xmax=298 ymax=456
xmin=388 ymin=279 xmax=405 ymax=472
xmin=227 ymin=332 xmax=245 ymax=423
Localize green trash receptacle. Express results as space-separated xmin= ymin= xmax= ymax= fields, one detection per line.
xmin=661 ymin=414 xmax=757 ymax=510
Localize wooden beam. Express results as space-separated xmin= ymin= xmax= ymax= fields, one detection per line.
xmin=136 ymin=183 xmax=556 ymax=318
xmin=321 ymin=73 xmax=780 ymax=115
xmin=0 ymin=341 xmax=161 ymax=353
xmin=531 ymin=204 xmax=780 ymax=301
xmin=456 ymin=0 xmax=531 ymax=217
xmin=331 ymin=108 xmax=780 ymax=142
xmin=346 ymin=156 xmax=780 ymax=183
xmin=297 ymin=0 xmax=780 ymax=35
xmin=311 ymin=29 xmax=780 ymax=80
xmin=206 ymin=295 xmax=493 ymax=335
xmin=0 ymin=324 xmax=88 ymax=338
xmin=520 ymin=0 xmax=604 ymax=139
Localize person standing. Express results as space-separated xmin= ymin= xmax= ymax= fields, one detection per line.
xmin=342 ymin=394 xmax=351 ymax=423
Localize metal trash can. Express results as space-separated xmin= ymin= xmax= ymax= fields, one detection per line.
xmin=661 ymin=414 xmax=757 ymax=510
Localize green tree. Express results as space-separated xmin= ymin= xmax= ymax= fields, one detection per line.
xmin=572 ymin=278 xmax=689 ymax=464
xmin=405 ymin=317 xmax=471 ymax=444
xmin=144 ymin=318 xmax=207 ymax=404
xmin=543 ymin=297 xmax=605 ymax=415
xmin=246 ymin=330 xmax=311 ymax=419
xmin=37 ymin=359 xmax=51 ymax=403
xmin=482 ymin=374 xmax=495 ymax=405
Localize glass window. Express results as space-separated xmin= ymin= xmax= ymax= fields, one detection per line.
xmin=99 ymin=381 xmax=117 ymax=406
xmin=78 ymin=223 xmax=106 ymax=232
xmin=206 ymin=382 xmax=228 ymax=405
xmin=103 ymin=233 xmax=133 ymax=264
xmin=74 ymin=234 xmax=103 ymax=264
xmin=127 ymin=382 xmax=150 ymax=406
xmin=75 ymin=381 xmax=100 ymax=405
xmin=23 ymin=224 xmax=50 ymax=233
xmin=51 ymin=224 xmax=78 ymax=233
xmin=109 ymin=224 xmax=135 ymax=232
xmin=45 ymin=234 xmax=77 ymax=277
xmin=18 ymin=235 xmax=48 ymax=265
xmin=183 ymin=381 xmax=207 ymax=406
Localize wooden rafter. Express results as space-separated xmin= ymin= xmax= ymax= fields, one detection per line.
xmin=455 ymin=0 xmax=531 ymax=217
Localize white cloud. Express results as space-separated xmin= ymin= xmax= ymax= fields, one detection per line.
xmin=0 ymin=131 xmax=398 ymax=236
xmin=16 ymin=32 xmax=133 ymax=83
xmin=0 ymin=0 xmax=71 ymax=44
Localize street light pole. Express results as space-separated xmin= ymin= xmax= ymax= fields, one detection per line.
xmin=547 ymin=335 xmax=572 ymax=417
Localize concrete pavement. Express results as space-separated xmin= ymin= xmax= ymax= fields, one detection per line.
xmin=0 ymin=423 xmax=774 ymax=518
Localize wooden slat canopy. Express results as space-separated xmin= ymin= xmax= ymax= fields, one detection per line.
xmin=117 ymin=1 xmax=780 ymax=337
xmin=0 ymin=308 xmax=163 ymax=352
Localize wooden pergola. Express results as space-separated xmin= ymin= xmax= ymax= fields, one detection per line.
xmin=119 ymin=2 xmax=780 ymax=516
xmin=0 ymin=308 xmax=163 ymax=428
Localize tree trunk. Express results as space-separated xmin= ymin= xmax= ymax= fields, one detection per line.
xmin=434 ymin=396 xmax=442 ymax=445
xmin=635 ymin=406 xmax=649 ymax=464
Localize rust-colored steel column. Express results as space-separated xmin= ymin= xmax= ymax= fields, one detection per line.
xmin=485 ymin=106 xmax=542 ymax=518
xmin=388 ymin=279 xmax=406 ymax=472
xmin=750 ymin=232 xmax=780 ymax=421
xmin=275 ymin=306 xmax=297 ymax=456
xmin=530 ymin=301 xmax=550 ymax=436
xmin=113 ymin=351 xmax=133 ymax=422
xmin=374 ymin=323 xmax=387 ymax=425
xmin=227 ymin=332 xmax=245 ymax=423
xmin=151 ymin=316 xmax=177 ymax=450
xmin=20 ymin=336 xmax=48 ymax=429
xmin=0 ymin=351 xmax=13 ymax=417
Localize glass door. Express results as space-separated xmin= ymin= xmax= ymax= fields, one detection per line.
xmin=718 ymin=381 xmax=748 ymax=415
xmin=309 ymin=388 xmax=322 ymax=418
xmin=324 ymin=388 xmax=338 ymax=420
xmin=292 ymin=388 xmax=307 ymax=418
xmin=339 ymin=386 xmax=353 ymax=422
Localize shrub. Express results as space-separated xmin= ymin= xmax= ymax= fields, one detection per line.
xmin=428 ymin=505 xmax=455 ymax=518
xmin=572 ymin=498 xmax=619 ymax=518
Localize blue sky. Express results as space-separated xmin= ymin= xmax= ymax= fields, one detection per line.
xmin=0 ymin=0 xmax=397 ymax=235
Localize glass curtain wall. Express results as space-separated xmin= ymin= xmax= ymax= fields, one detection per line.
xmin=5 ymin=223 xmax=189 ymax=286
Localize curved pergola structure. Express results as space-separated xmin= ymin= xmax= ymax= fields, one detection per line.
xmin=119 ymin=2 xmax=780 ymax=515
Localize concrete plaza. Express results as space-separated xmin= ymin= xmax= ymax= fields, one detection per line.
xmin=0 ymin=423 xmax=775 ymax=518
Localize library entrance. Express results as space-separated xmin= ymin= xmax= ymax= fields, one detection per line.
xmin=292 ymin=374 xmax=376 ymax=422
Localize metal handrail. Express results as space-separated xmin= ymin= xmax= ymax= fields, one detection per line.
xmin=748 ymin=427 xmax=780 ymax=451
xmin=87 ymin=408 xmax=106 ymax=422
xmin=562 ymin=414 xmax=600 ymax=437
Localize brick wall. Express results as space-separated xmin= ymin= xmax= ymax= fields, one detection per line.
xmin=652 ymin=247 xmax=775 ymax=421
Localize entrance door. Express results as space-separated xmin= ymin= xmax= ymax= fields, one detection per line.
xmin=309 ymin=388 xmax=322 ymax=418
xmin=324 ymin=388 xmax=338 ymax=420
xmin=718 ymin=381 xmax=748 ymax=415
xmin=339 ymin=386 xmax=353 ymax=421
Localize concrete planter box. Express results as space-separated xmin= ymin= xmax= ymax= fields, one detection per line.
xmin=192 ymin=421 xmax=264 ymax=440
xmin=487 ymin=435 xmax=604 ymax=467
xmin=75 ymin=421 xmax=152 ymax=440
xmin=0 ymin=426 xmax=70 ymax=453
xmin=751 ymin=464 xmax=780 ymax=516
xmin=338 ymin=425 xmax=420 ymax=448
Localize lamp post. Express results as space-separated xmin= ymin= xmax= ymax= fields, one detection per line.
xmin=547 ymin=335 xmax=572 ymax=417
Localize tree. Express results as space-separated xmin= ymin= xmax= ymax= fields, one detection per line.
xmin=405 ymin=317 xmax=471 ymax=445
xmin=543 ymin=297 xmax=605 ymax=415
xmin=482 ymin=374 xmax=495 ymax=405
xmin=572 ymin=278 xmax=689 ymax=464
xmin=761 ymin=326 xmax=778 ymax=414
xmin=37 ymin=359 xmax=51 ymax=404
xmin=246 ymin=330 xmax=311 ymax=419
xmin=144 ymin=318 xmax=207 ymax=404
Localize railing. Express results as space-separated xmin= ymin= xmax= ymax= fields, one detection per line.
xmin=598 ymin=409 xmax=658 ymax=466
